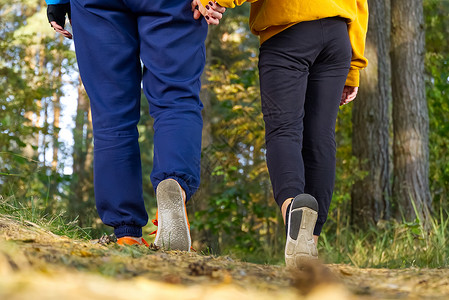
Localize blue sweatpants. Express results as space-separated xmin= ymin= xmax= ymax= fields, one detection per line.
xmin=71 ymin=0 xmax=208 ymax=238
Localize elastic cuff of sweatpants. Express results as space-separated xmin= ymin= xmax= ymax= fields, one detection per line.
xmin=276 ymin=188 xmax=301 ymax=208
xmin=313 ymin=221 xmax=325 ymax=236
xmin=114 ymin=225 xmax=142 ymax=238
xmin=167 ymin=176 xmax=192 ymax=202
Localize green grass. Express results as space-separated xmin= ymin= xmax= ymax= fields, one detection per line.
xmin=0 ymin=195 xmax=91 ymax=240
xmin=320 ymin=211 xmax=449 ymax=268
xmin=2 ymin=194 xmax=448 ymax=269
xmin=221 ymin=209 xmax=449 ymax=269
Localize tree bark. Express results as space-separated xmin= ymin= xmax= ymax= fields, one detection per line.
xmin=47 ymin=41 xmax=63 ymax=210
xmin=69 ymin=78 xmax=94 ymax=227
xmin=51 ymin=43 xmax=63 ymax=171
xmin=391 ymin=0 xmax=432 ymax=226
xmin=189 ymin=28 xmax=221 ymax=254
xmin=351 ymin=0 xmax=392 ymax=227
xmin=22 ymin=44 xmax=39 ymax=160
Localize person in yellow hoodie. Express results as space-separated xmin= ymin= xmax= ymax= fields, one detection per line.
xmin=193 ymin=0 xmax=368 ymax=268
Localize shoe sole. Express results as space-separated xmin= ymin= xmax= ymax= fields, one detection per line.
xmin=285 ymin=194 xmax=319 ymax=268
xmin=154 ymin=179 xmax=191 ymax=251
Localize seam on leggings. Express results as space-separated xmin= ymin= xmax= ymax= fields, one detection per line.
xmin=319 ymin=19 xmax=325 ymax=49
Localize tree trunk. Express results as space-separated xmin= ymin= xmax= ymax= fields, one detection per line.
xmin=189 ymin=28 xmax=221 ymax=254
xmin=22 ymin=44 xmax=39 ymax=159
xmin=46 ymin=42 xmax=64 ymax=209
xmin=52 ymin=94 xmax=61 ymax=170
xmin=42 ymin=99 xmax=48 ymax=166
xmin=69 ymin=78 xmax=94 ymax=227
xmin=351 ymin=0 xmax=392 ymax=227
xmin=51 ymin=50 xmax=63 ymax=171
xmin=391 ymin=0 xmax=432 ymax=226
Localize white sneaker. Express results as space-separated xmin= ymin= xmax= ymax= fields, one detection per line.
xmin=153 ymin=179 xmax=191 ymax=251
xmin=285 ymin=194 xmax=319 ymax=268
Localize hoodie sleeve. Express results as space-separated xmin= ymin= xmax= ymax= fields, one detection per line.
xmin=345 ymin=0 xmax=369 ymax=87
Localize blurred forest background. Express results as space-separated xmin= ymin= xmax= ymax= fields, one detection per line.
xmin=1 ymin=0 xmax=448 ymax=266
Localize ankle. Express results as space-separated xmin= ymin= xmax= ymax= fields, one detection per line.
xmin=281 ymin=197 xmax=294 ymax=224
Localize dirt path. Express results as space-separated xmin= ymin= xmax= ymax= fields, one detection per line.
xmin=1 ymin=215 xmax=448 ymax=300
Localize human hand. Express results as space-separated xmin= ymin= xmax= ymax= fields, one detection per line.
xmin=191 ymin=0 xmax=226 ymax=25
xmin=340 ymin=86 xmax=358 ymax=106
xmin=47 ymin=4 xmax=72 ymax=39
xmin=50 ymin=21 xmax=73 ymax=39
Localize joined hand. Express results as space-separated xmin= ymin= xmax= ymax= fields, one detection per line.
xmin=191 ymin=0 xmax=226 ymax=25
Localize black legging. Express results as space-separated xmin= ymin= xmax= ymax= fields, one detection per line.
xmin=258 ymin=17 xmax=352 ymax=235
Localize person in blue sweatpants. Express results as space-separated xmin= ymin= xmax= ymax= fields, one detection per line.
xmin=46 ymin=0 xmax=225 ymax=250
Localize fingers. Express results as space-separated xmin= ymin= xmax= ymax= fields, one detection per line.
xmin=206 ymin=1 xmax=225 ymax=20
xmin=191 ymin=0 xmax=202 ymax=20
xmin=58 ymin=29 xmax=72 ymax=39
xmin=209 ymin=1 xmax=226 ymax=13
xmin=205 ymin=5 xmax=223 ymax=20
xmin=193 ymin=9 xmax=202 ymax=20
xmin=203 ymin=2 xmax=223 ymax=25
xmin=192 ymin=0 xmax=225 ymax=25
xmin=50 ymin=21 xmax=63 ymax=31
xmin=345 ymin=87 xmax=358 ymax=103
xmin=348 ymin=86 xmax=359 ymax=100
xmin=340 ymin=86 xmax=359 ymax=106
xmin=205 ymin=15 xmax=220 ymax=25
xmin=191 ymin=0 xmax=198 ymax=11
xmin=340 ymin=86 xmax=349 ymax=106
xmin=340 ymin=92 xmax=347 ymax=106
xmin=50 ymin=21 xmax=73 ymax=39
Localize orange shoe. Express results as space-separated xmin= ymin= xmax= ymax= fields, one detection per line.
xmin=151 ymin=179 xmax=191 ymax=251
xmin=117 ymin=236 xmax=150 ymax=247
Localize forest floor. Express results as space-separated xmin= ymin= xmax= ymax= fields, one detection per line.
xmin=1 ymin=214 xmax=449 ymax=300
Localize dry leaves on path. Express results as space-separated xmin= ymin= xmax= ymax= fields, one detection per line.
xmin=1 ymin=215 xmax=449 ymax=300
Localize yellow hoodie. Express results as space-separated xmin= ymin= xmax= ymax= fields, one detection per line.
xmin=200 ymin=0 xmax=368 ymax=87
